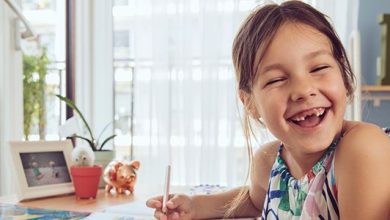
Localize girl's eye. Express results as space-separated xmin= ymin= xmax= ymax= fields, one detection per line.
xmin=265 ymin=78 xmax=285 ymax=86
xmin=311 ymin=65 xmax=329 ymax=73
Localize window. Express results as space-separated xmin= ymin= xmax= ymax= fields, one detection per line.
xmin=114 ymin=30 xmax=132 ymax=58
xmin=113 ymin=18 xmax=134 ymax=159
xmin=22 ymin=0 xmax=67 ymax=140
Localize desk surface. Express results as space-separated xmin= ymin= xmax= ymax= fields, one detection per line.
xmin=0 ymin=190 xmax=139 ymax=212
xmin=0 ymin=185 xmax=187 ymax=213
xmin=0 ymin=186 xmax=257 ymax=220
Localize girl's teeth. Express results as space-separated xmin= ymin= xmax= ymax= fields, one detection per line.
xmin=318 ymin=108 xmax=325 ymax=116
xmin=291 ymin=108 xmax=326 ymax=122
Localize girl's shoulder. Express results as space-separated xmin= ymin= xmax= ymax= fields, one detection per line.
xmin=339 ymin=121 xmax=390 ymax=152
xmin=252 ymin=141 xmax=280 ymax=187
xmin=335 ymin=121 xmax=390 ymax=218
xmin=253 ymin=141 xmax=280 ymax=179
xmin=249 ymin=141 xmax=280 ymax=210
xmin=336 ymin=121 xmax=390 ymax=165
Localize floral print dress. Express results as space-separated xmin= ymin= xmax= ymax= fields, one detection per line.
xmin=261 ymin=137 xmax=340 ymax=220
xmin=261 ymin=128 xmax=390 ymax=220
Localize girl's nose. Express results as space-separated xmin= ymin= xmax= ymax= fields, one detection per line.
xmin=290 ymin=77 xmax=317 ymax=102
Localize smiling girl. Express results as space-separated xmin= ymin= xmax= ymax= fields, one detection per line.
xmin=146 ymin=1 xmax=390 ymax=219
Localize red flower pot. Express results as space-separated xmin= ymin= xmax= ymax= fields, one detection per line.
xmin=70 ymin=165 xmax=102 ymax=199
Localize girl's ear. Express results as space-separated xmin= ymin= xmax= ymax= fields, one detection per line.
xmin=239 ymin=90 xmax=260 ymax=119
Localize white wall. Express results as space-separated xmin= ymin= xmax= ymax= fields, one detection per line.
xmin=0 ymin=1 xmax=24 ymax=196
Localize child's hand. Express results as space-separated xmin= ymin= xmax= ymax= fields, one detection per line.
xmin=146 ymin=194 xmax=194 ymax=220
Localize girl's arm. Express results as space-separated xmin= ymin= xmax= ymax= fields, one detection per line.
xmin=148 ymin=186 xmax=259 ymax=219
xmin=192 ymin=141 xmax=278 ymax=219
xmin=147 ymin=141 xmax=278 ymax=219
xmin=336 ymin=122 xmax=390 ymax=220
xmin=191 ymin=141 xmax=278 ymax=219
xmin=191 ymin=186 xmax=259 ymax=219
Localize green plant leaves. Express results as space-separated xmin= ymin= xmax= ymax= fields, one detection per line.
xmin=74 ymin=135 xmax=96 ymax=151
xmin=56 ymin=94 xmax=116 ymax=151
xmin=23 ymin=49 xmax=50 ymax=140
xmin=99 ymin=134 xmax=117 ymax=151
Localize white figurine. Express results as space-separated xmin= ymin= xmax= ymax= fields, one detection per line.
xmin=71 ymin=145 xmax=95 ymax=167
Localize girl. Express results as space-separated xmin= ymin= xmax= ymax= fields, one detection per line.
xmin=146 ymin=1 xmax=390 ymax=219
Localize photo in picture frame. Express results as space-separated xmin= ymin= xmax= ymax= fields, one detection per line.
xmin=10 ymin=140 xmax=74 ymax=201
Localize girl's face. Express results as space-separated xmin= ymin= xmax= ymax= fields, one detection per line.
xmin=249 ymin=22 xmax=347 ymax=154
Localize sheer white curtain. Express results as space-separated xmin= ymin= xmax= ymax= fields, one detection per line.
xmin=131 ymin=0 xmax=259 ymax=187
xmin=130 ymin=0 xmax=359 ymax=187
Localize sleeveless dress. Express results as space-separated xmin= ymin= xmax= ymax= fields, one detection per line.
xmin=261 ymin=138 xmax=340 ymax=220
xmin=261 ymin=127 xmax=390 ymax=220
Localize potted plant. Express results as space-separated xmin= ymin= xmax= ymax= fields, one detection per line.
xmin=56 ymin=94 xmax=116 ymax=188
xmin=70 ymin=145 xmax=102 ymax=199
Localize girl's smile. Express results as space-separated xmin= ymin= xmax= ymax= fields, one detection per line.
xmin=287 ymin=106 xmax=328 ymax=128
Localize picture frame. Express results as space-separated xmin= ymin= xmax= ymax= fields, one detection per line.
xmin=10 ymin=140 xmax=74 ymax=201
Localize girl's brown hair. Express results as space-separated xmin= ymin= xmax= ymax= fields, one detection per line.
xmin=226 ymin=1 xmax=355 ymax=217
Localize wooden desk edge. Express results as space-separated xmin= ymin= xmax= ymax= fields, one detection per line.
xmin=0 ymin=190 xmax=139 ymax=213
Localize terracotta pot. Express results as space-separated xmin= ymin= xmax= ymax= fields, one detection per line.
xmin=70 ymin=165 xmax=102 ymax=199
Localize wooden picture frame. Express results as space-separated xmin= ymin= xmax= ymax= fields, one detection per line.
xmin=10 ymin=140 xmax=74 ymax=201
